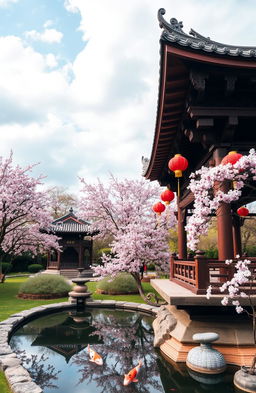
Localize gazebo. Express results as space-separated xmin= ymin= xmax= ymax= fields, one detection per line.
xmin=46 ymin=208 xmax=98 ymax=277
xmin=143 ymin=9 xmax=256 ymax=366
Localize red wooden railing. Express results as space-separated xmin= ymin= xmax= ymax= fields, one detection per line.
xmin=170 ymin=255 xmax=256 ymax=294
xmin=47 ymin=261 xmax=58 ymax=269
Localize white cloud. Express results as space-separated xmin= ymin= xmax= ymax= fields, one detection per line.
xmin=64 ymin=0 xmax=79 ymax=13
xmin=1 ymin=0 xmax=256 ymax=193
xmin=43 ymin=20 xmax=54 ymax=28
xmin=0 ymin=0 xmax=18 ymax=7
xmin=45 ymin=53 xmax=58 ymax=68
xmin=25 ymin=28 xmax=63 ymax=44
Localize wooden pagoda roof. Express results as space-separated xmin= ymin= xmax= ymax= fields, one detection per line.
xmin=143 ymin=9 xmax=256 ymax=189
xmin=50 ymin=208 xmax=97 ymax=235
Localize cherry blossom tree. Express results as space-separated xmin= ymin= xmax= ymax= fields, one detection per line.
xmin=0 ymin=153 xmax=59 ymax=266
xmin=79 ymin=175 xmax=176 ymax=304
xmin=186 ymin=149 xmax=256 ymax=251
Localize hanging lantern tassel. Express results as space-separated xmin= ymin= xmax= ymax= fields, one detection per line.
xmin=168 ymin=154 xmax=188 ymax=198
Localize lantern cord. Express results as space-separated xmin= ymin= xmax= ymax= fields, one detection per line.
xmin=166 ymin=204 xmax=170 ymax=224
xmin=177 ymin=178 xmax=180 ymax=198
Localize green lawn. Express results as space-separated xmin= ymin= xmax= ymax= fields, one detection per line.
xmin=0 ymin=277 xmax=160 ymax=322
xmin=0 ymin=277 xmax=67 ymax=322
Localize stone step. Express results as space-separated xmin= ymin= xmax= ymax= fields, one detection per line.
xmin=60 ymin=269 xmax=94 ymax=279
xmin=60 ymin=269 xmax=78 ymax=279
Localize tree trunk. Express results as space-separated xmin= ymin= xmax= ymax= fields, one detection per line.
xmin=131 ymin=272 xmax=166 ymax=306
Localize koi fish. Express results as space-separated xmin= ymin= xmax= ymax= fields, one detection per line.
xmin=87 ymin=344 xmax=103 ymax=366
xmin=123 ymin=360 xmax=142 ymax=386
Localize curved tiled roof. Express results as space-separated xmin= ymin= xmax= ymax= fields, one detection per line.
xmin=50 ymin=222 xmax=94 ymax=234
xmin=50 ymin=208 xmax=98 ymax=235
xmin=158 ymin=8 xmax=256 ymax=58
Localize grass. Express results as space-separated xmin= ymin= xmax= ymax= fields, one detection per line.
xmin=0 ymin=372 xmax=11 ymax=393
xmin=0 ymin=277 xmax=161 ymax=322
xmin=0 ymin=277 xmax=67 ymax=322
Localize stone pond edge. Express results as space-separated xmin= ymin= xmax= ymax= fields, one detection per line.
xmin=0 ymin=300 xmax=159 ymax=393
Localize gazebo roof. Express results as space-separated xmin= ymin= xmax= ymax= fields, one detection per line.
xmin=50 ymin=208 xmax=97 ymax=235
xmin=143 ymin=9 xmax=256 ymax=189
xmin=158 ymin=8 xmax=256 ymax=58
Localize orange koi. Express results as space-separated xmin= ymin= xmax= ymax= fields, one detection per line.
xmin=87 ymin=344 xmax=103 ymax=366
xmin=123 ymin=360 xmax=142 ymax=386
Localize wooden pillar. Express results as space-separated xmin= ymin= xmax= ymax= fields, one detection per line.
xmin=214 ymin=148 xmax=234 ymax=260
xmin=194 ymin=251 xmax=208 ymax=294
xmin=232 ymin=215 xmax=242 ymax=258
xmin=177 ymin=204 xmax=187 ymax=259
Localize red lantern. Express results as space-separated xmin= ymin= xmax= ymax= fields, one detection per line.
xmin=168 ymin=154 xmax=188 ymax=178
xmin=152 ymin=202 xmax=166 ymax=215
xmin=221 ymin=151 xmax=243 ymax=166
xmin=237 ymin=206 xmax=249 ymax=217
xmin=161 ymin=189 xmax=175 ymax=205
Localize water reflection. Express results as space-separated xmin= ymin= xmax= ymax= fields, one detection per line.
xmin=10 ymin=309 xmax=236 ymax=393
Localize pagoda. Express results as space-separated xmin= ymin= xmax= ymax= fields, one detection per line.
xmin=46 ymin=208 xmax=98 ymax=277
xmin=143 ymin=9 xmax=256 ymax=367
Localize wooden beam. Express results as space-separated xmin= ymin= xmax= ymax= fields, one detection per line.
xmin=188 ymin=106 xmax=256 ymax=118
xmin=196 ymin=118 xmax=214 ymax=128
xmin=167 ymin=45 xmax=256 ymax=69
xmin=178 ymin=192 xmax=194 ymax=209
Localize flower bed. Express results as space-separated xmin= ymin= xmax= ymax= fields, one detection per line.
xmin=17 ymin=292 xmax=68 ymax=300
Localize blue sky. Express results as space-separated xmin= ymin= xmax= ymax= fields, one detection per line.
xmin=0 ymin=0 xmax=84 ymax=64
xmin=0 ymin=0 xmax=256 ymax=194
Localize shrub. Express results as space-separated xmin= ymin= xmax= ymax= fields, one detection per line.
xmin=147 ymin=263 xmax=155 ymax=271
xmin=19 ymin=274 xmax=71 ymax=295
xmin=96 ymin=273 xmax=138 ymax=295
xmin=28 ymin=264 xmax=44 ymax=273
xmin=11 ymin=254 xmax=34 ymax=272
xmin=204 ymin=247 xmax=218 ymax=259
xmin=1 ymin=262 xmax=12 ymax=274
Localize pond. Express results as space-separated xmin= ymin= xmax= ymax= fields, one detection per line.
xmin=9 ymin=308 xmax=237 ymax=393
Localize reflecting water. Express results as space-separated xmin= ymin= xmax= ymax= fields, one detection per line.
xmin=9 ymin=309 xmax=237 ymax=393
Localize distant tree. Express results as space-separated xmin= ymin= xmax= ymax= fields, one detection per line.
xmin=79 ymin=175 xmax=176 ymax=304
xmin=48 ymin=186 xmax=77 ymax=219
xmin=92 ymin=236 xmax=114 ymax=265
xmin=0 ymin=153 xmax=59 ymax=266
xmin=241 ymin=218 xmax=256 ymax=253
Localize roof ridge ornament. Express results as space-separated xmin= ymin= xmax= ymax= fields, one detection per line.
xmin=189 ymin=28 xmax=211 ymax=42
xmin=157 ymin=8 xmax=256 ymax=58
xmin=158 ymin=9 xmax=186 ymax=35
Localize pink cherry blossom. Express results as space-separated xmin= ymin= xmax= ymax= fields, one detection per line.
xmin=186 ymin=149 xmax=256 ymax=250
xmin=79 ymin=175 xmax=176 ymax=303
xmin=0 ymin=153 xmax=59 ymax=261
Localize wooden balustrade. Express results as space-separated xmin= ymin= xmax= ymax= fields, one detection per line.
xmin=170 ymin=255 xmax=256 ymax=294
xmin=48 ymin=261 xmax=58 ymax=269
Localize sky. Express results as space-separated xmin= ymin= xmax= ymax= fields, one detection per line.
xmin=0 ymin=0 xmax=256 ymax=194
